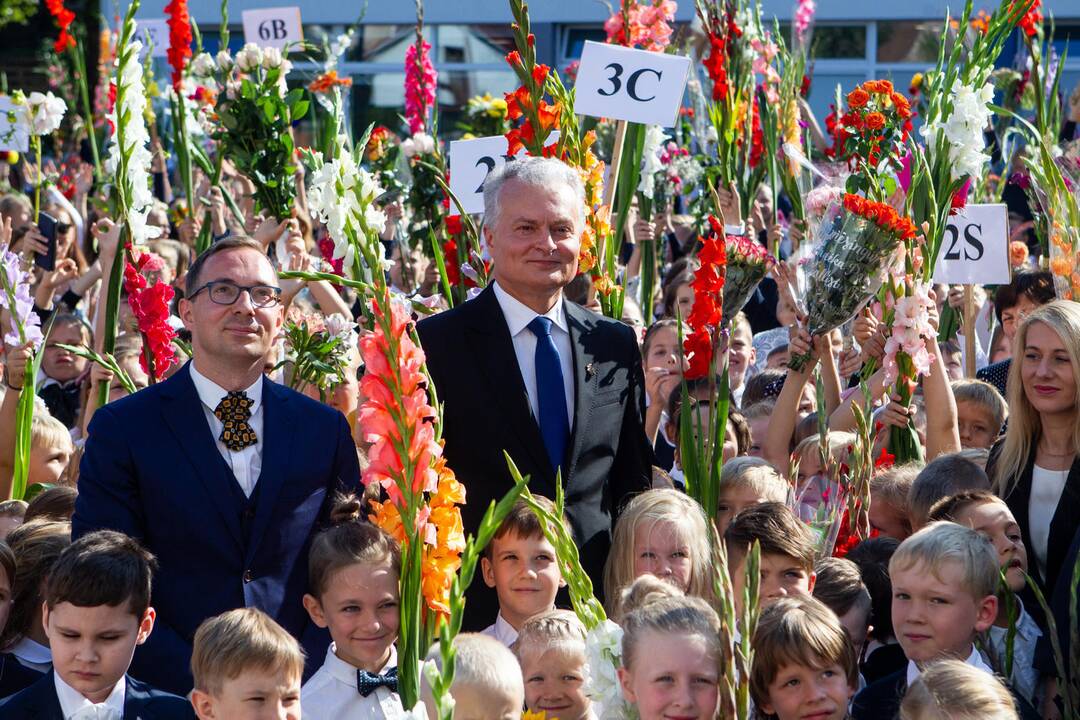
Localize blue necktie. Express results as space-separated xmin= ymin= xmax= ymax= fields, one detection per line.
xmin=528 ymin=316 xmax=570 ymax=473
xmin=357 ymin=666 xmax=398 ymax=697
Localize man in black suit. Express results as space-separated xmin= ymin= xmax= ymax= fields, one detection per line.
xmin=417 ymin=157 xmax=653 ymax=626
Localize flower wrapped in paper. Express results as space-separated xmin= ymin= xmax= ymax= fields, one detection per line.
xmin=788 ymin=194 xmax=915 ymax=371
xmin=722 ymin=230 xmax=774 ymax=326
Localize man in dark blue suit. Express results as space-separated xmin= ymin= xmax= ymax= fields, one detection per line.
xmin=73 ymin=237 xmax=360 ymax=695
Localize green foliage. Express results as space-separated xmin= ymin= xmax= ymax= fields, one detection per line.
xmin=213 ymin=70 xmax=309 ymax=220
xmin=0 ymin=0 xmax=37 ymax=30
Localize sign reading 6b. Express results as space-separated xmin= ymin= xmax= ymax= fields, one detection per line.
xmin=574 ymin=41 xmax=691 ymax=127
xmin=241 ymin=7 xmax=303 ymax=50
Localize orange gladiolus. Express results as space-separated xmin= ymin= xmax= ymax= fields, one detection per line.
xmin=1050 ymin=255 xmax=1072 ymax=277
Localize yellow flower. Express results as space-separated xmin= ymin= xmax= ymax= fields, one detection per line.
xmin=522 ymin=711 xmax=550 ymax=720
xmin=429 ymin=505 xmax=466 ymax=554
xmin=421 ymin=545 xmax=460 ymax=615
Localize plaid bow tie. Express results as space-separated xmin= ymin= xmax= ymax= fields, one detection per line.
xmin=213 ymin=390 xmax=257 ymax=451
xmin=356 ymin=666 xmax=398 ymax=697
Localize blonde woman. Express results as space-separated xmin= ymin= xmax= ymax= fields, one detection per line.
xmin=987 ymin=300 xmax=1080 ymax=600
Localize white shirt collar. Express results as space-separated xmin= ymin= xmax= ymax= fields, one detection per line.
xmin=54 ymin=671 xmax=126 ymax=719
xmin=905 ymin=645 xmax=992 ymax=687
xmin=321 ymin=642 xmax=398 ymax=687
xmin=189 ymin=361 xmax=263 ymax=415
xmin=492 ymin=281 xmax=568 ymax=338
xmin=489 ymin=612 xmax=520 ymax=647
xmin=10 ymin=636 xmax=52 ymax=667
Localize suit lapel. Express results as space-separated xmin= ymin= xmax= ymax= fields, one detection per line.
xmin=245 ymin=379 xmax=295 ymax=564
xmin=565 ymin=301 xmax=599 ymax=481
xmin=1047 ymin=455 xmax=1080 ymax=589
xmin=465 ymin=286 xmax=552 ymax=476
xmin=158 ymin=362 xmax=243 ymax=551
xmin=31 ymin=670 xmax=64 ymax=720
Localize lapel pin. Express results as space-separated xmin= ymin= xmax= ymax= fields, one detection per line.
xmin=585 ymin=362 xmax=595 ymax=380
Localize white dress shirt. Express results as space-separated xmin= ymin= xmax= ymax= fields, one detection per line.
xmin=1029 ymin=464 xmax=1069 ymax=580
xmin=302 ymin=643 xmax=404 ymax=720
xmin=55 ymin=670 xmax=125 ymax=720
xmin=480 ymin=612 xmax=520 ymax=647
xmin=492 ymin=281 xmax=575 ymax=426
xmin=905 ymin=645 xmax=993 ymax=688
xmin=189 ymin=362 xmax=264 ymax=497
xmin=10 ymin=636 xmax=51 ymax=672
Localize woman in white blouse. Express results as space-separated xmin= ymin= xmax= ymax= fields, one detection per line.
xmin=988 ymin=301 xmax=1080 ymax=602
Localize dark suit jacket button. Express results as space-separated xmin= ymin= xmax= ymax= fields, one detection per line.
xmin=243 ymin=570 xmax=253 ymax=583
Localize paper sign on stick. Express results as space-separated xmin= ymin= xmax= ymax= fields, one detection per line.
xmin=932 ymin=203 xmax=1010 ymax=285
xmin=573 ymin=41 xmax=691 ymax=127
xmin=0 ymin=97 xmax=28 ymax=153
xmin=449 ymin=136 xmax=519 ymax=215
xmin=137 ymin=19 xmax=170 ymax=58
xmin=242 ymin=7 xmax=303 ymax=50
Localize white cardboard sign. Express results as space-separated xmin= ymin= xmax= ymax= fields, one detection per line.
xmin=449 ymin=136 xmax=520 ymax=215
xmin=932 ymin=203 xmax=1010 ymax=285
xmin=137 ymin=19 xmax=170 ymax=58
xmin=0 ymin=97 xmax=28 ymax=153
xmin=242 ymin=7 xmax=303 ymax=50
xmin=573 ymin=41 xmax=691 ymax=127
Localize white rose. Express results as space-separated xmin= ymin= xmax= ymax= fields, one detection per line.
xmin=215 ymin=50 xmax=234 ymax=72
xmin=235 ymin=43 xmax=263 ymax=72
xmin=262 ymin=46 xmax=284 ymax=69
xmin=401 ymin=138 xmax=417 ymax=158
xmin=190 ymin=52 xmax=216 ymax=77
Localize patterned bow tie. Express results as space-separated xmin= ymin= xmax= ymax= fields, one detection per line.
xmin=213 ymin=390 xmax=257 ymax=452
xmin=357 ymin=666 xmax=398 ymax=697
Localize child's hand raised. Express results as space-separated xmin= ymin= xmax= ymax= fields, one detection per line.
xmin=2 ymin=341 xmax=33 ymax=390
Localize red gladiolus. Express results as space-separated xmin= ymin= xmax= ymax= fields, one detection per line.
xmin=874 ymin=447 xmax=896 ymax=469
xmin=164 ymin=0 xmax=193 ymax=90
xmin=1014 ymin=0 xmax=1042 ymax=36
xmin=44 ymin=0 xmax=76 ymax=53
xmin=405 ymin=39 xmax=437 ymax=135
xmin=123 ymin=252 xmax=179 ymax=381
xmin=683 ymin=216 xmax=727 ymax=380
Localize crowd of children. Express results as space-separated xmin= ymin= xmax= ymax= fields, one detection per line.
xmin=2 ymin=69 xmax=1080 ymax=720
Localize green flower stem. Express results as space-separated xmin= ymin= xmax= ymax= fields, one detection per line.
xmin=71 ymin=36 xmax=102 ymax=178
xmin=56 ymin=344 xmax=138 ymax=395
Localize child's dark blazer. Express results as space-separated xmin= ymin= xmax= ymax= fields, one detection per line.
xmin=0 ymin=671 xmax=194 ymax=719
xmin=851 ymin=667 xmax=1041 ymax=720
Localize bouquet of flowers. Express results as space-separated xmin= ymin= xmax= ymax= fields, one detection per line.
xmin=276 ymin=312 xmax=358 ymax=401
xmin=722 ymin=232 xmax=774 ymax=324
xmin=830 ymin=80 xmax=912 ymax=199
xmin=213 ymin=43 xmax=309 ymax=221
xmin=457 ymin=93 xmax=509 ymax=138
xmin=1030 ymin=137 xmax=1080 ymax=299
xmin=788 ymin=195 xmax=916 ymax=371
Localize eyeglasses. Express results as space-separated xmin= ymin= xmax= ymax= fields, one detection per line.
xmin=190 ymin=280 xmax=282 ymax=308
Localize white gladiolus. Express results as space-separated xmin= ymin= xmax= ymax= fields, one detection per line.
xmin=190 ymin=52 xmax=216 ymax=77
xmin=22 ymin=91 xmax=67 ymax=136
xmin=401 ymin=132 xmax=435 ymax=159
xmin=637 ymin=125 xmax=667 ymax=197
xmin=306 ymin=145 xmax=387 ymax=270
xmin=584 ymin=620 xmax=633 ymax=720
xmin=105 ymin=37 xmax=162 ymax=247
xmin=921 ymin=80 xmax=995 ymax=182
xmin=235 ymin=43 xmax=263 ymax=72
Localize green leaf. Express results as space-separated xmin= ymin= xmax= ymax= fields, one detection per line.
xmin=291 ymin=99 xmax=309 ymax=121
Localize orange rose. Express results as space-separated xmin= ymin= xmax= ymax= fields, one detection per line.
xmin=865 ymin=112 xmax=886 ymax=130
xmin=847 ymin=88 xmax=870 ymax=108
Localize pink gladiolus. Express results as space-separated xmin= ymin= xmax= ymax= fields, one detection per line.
xmin=795 ymin=0 xmax=816 ymax=44
xmin=404 ymin=39 xmax=437 ymax=135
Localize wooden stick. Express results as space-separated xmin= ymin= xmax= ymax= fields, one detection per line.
xmin=963 ymin=285 xmax=976 ymax=378
xmin=596 ymin=119 xmax=628 ymax=277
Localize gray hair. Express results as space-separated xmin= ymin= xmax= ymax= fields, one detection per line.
xmin=482 ymin=156 xmax=586 ymax=229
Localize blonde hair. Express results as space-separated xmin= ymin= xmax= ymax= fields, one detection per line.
xmin=951 ymin=379 xmax=1008 ymax=433
xmin=619 ymin=575 xmax=721 ymax=671
xmin=792 ymin=432 xmax=856 ymax=472
xmin=425 ymin=633 xmax=523 ymax=698
xmin=603 ymin=489 xmax=716 ymax=615
xmin=720 ymin=457 xmax=788 ymax=503
xmin=30 ymin=411 xmax=74 ymax=454
xmin=900 ymin=659 xmax=1018 ymax=720
xmin=750 ymin=596 xmax=858 ymax=711
xmin=191 ymin=608 xmax=305 ymax=694
xmin=993 ymin=301 xmax=1080 ymax=497
xmin=512 ymin=609 xmax=586 ymax=661
xmin=890 ymin=521 xmax=999 ymax=601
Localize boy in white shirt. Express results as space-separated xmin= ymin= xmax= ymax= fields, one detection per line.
xmin=480 ymin=498 xmax=566 ymax=647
